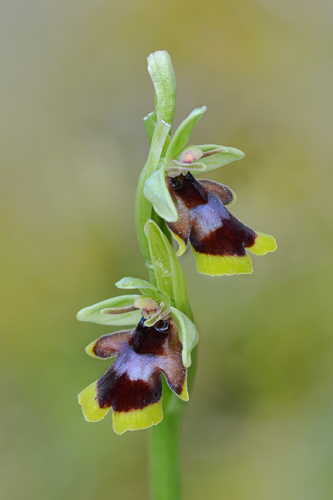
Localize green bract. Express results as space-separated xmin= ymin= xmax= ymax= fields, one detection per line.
xmin=135 ymin=119 xmax=171 ymax=263
xmin=147 ymin=51 xmax=177 ymax=126
xmin=144 ymin=219 xmax=193 ymax=319
xmin=144 ymin=219 xmax=198 ymax=366
xmin=143 ymin=111 xmax=157 ymax=145
xmin=144 ymin=163 xmax=178 ymax=222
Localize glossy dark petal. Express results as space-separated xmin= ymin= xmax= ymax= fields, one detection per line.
xmin=129 ymin=318 xmax=170 ymax=355
xmin=168 ymin=173 xmax=207 ymax=209
xmin=190 ymin=194 xmax=256 ymax=256
xmin=97 ymin=366 xmax=162 ymax=412
xmin=166 ymin=178 xmax=192 ymax=245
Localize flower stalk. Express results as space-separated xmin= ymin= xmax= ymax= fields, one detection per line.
xmin=150 ymin=401 xmax=182 ymax=500
xmin=141 ymin=55 xmax=197 ymax=500
xmin=135 ymin=53 xmax=194 ymax=499
xmin=77 ymin=49 xmax=276 ymax=500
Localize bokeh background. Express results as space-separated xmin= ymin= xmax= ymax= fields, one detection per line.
xmin=1 ymin=0 xmax=332 ymax=499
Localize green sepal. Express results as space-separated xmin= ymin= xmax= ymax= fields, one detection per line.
xmin=170 ymin=307 xmax=199 ymax=368
xmin=143 ymin=111 xmax=157 ymax=144
xmin=116 ymin=277 xmax=171 ymax=308
xmin=144 ymin=220 xmax=192 ymax=319
xmin=195 ymin=144 xmax=245 ymax=172
xmin=76 ymin=295 xmax=141 ymax=326
xmin=147 ymin=51 xmax=177 ymax=125
xmin=165 ymin=107 xmax=207 ymax=163
xmin=143 ymin=164 xmax=178 ymax=223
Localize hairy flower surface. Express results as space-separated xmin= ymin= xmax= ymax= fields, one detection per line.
xmin=79 ymin=316 xmax=188 ymax=435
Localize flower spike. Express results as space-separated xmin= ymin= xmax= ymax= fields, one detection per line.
xmin=77 ymin=49 xmax=277 ymax=448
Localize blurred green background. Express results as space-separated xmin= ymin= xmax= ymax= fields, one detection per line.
xmin=1 ymin=0 xmax=332 ymax=499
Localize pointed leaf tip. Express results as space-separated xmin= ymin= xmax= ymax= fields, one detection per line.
xmin=147 ymin=51 xmax=176 ymax=125
xmin=165 ymin=107 xmax=207 ymax=163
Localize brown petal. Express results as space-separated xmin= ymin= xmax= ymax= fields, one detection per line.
xmin=86 ymin=330 xmax=133 ymax=359
xmin=199 ymin=179 xmax=235 ymax=206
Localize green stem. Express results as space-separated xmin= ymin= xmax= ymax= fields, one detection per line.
xmin=150 ymin=406 xmax=182 ymax=500
xmin=147 ymin=264 xmax=157 ymax=288
xmin=139 ymin=51 xmax=193 ymax=500
xmin=149 ymin=343 xmax=197 ymax=500
xmin=143 ymin=218 xmax=198 ymax=498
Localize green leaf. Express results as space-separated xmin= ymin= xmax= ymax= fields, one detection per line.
xmin=115 ymin=277 xmax=171 ymax=307
xmin=143 ymin=111 xmax=157 ymax=144
xmin=144 ymin=220 xmax=192 ymax=319
xmin=135 ymin=120 xmax=171 ymax=263
xmin=76 ymin=295 xmax=141 ymax=326
xmin=170 ymin=307 xmax=199 ymax=368
xmin=143 ymin=165 xmax=178 ymax=223
xmin=165 ymin=107 xmax=206 ymax=163
xmin=194 ymin=144 xmax=245 ymax=172
xmin=147 ymin=51 xmax=177 ymax=125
